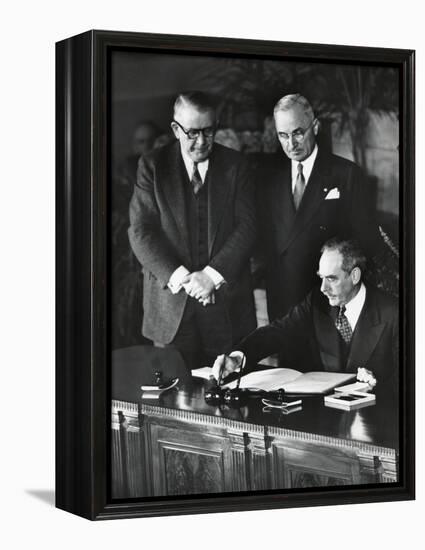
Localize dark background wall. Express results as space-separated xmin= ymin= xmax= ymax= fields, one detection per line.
xmin=111 ymin=50 xmax=400 ymax=217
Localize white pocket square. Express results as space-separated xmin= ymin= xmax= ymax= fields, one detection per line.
xmin=324 ymin=188 xmax=340 ymax=200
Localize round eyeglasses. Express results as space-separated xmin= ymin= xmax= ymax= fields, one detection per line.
xmin=173 ymin=120 xmax=216 ymax=140
xmin=277 ymin=118 xmax=316 ymax=143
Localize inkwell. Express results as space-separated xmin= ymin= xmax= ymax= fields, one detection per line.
xmin=204 ymin=355 xmax=247 ymax=407
xmin=141 ymin=370 xmax=179 ymax=399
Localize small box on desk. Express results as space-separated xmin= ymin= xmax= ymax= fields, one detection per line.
xmin=324 ymin=391 xmax=376 ymax=410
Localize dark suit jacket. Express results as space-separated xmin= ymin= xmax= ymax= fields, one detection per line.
xmin=128 ymin=142 xmax=256 ymax=344
xmin=238 ymin=286 xmax=398 ymax=389
xmin=258 ymin=148 xmax=382 ymax=320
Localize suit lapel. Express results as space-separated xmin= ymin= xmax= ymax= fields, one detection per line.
xmin=161 ymin=144 xmax=191 ymax=259
xmin=313 ymin=288 xmax=386 ymax=373
xmin=279 ymin=150 xmax=334 ymax=254
xmin=314 ymin=298 xmax=342 ymax=372
xmin=269 ymin=156 xmax=296 ymax=255
xmin=207 ymin=146 xmax=231 ymax=256
xmin=347 ymin=289 xmax=385 ymax=370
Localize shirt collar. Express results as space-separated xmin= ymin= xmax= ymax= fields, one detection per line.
xmin=344 ymin=282 xmax=366 ymax=330
xmin=180 ymin=147 xmax=209 ymax=182
xmin=291 ymin=144 xmax=318 ymax=187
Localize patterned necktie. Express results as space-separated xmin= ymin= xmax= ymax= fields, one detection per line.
xmin=293 ymin=162 xmax=306 ymax=210
xmin=191 ymin=163 xmax=203 ymax=195
xmin=335 ymin=305 xmax=352 ymax=344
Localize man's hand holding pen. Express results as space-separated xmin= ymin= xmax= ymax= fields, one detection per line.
xmin=211 ymin=352 xmax=244 ymax=383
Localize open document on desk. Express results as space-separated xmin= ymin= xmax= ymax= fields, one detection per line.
xmin=193 ymin=367 xmax=356 ymax=394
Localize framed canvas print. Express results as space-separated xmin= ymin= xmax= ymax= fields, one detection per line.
xmin=56 ymin=30 xmax=415 ymax=520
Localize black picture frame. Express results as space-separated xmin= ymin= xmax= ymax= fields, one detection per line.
xmin=56 ymin=29 xmax=415 ymax=520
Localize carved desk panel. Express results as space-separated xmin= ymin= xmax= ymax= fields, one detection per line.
xmin=111 ymin=390 xmax=398 ymax=499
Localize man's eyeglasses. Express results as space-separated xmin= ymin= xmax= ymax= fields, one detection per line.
xmin=277 ymin=118 xmax=316 ymax=143
xmin=173 ymin=120 xmax=216 ymax=140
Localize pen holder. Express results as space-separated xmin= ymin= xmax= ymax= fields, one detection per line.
xmin=204 ymin=384 xmax=225 ymax=404
xmin=223 ymin=388 xmax=247 ymax=407
xmin=204 ymin=385 xmax=247 ymax=407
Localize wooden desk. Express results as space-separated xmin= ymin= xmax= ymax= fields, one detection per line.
xmin=111 ymin=377 xmax=398 ymax=499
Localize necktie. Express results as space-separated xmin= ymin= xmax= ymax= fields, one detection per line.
xmin=293 ymin=162 xmax=305 ymax=210
xmin=335 ymin=305 xmax=352 ymax=344
xmin=191 ymin=163 xmax=203 ymax=195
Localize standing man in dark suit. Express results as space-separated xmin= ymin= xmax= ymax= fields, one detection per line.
xmin=260 ymin=94 xmax=382 ymax=322
xmin=128 ymin=91 xmax=256 ymax=369
xmin=213 ymin=238 xmax=398 ymax=391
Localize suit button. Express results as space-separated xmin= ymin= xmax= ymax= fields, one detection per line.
xmin=319 ymin=225 xmax=327 ymax=231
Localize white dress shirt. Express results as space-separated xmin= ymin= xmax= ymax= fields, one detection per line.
xmin=344 ymin=282 xmax=366 ymax=332
xmin=181 ymin=149 xmax=209 ymax=183
xmin=291 ymin=145 xmax=318 ymax=192
xmin=167 ymin=148 xmax=224 ymax=294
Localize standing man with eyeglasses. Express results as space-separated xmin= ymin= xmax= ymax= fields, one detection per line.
xmin=259 ymin=93 xmax=382 ymax=322
xmin=129 ymin=91 xmax=256 ymax=369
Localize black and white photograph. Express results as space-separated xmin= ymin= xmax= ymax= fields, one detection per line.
xmin=3 ymin=0 xmax=424 ymax=545
xmin=108 ymin=44 xmax=406 ymax=501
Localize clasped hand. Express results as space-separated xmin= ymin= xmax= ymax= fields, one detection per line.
xmin=182 ymin=271 xmax=215 ymax=306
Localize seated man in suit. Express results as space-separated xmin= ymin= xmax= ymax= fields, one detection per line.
xmin=212 ymin=238 xmax=398 ymax=391
xmin=128 ymin=91 xmax=256 ymax=370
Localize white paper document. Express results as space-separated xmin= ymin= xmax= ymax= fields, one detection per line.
xmin=192 ymin=366 xmax=217 ymax=380
xmin=223 ymin=368 xmax=356 ymax=394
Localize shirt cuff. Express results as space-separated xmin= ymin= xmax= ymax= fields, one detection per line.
xmin=203 ymin=266 xmax=225 ymax=289
xmin=168 ymin=265 xmax=190 ymax=294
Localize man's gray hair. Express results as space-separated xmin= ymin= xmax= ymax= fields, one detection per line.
xmin=273 ymin=93 xmax=315 ymax=120
xmin=173 ymin=91 xmax=217 ymax=119
xmin=321 ymin=237 xmax=367 ymax=274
